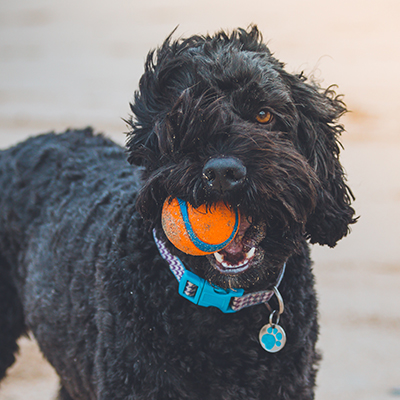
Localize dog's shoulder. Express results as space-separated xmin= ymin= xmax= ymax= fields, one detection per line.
xmin=0 ymin=128 xmax=141 ymax=233
xmin=2 ymin=127 xmax=122 ymax=165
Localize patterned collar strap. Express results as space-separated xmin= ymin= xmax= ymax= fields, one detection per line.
xmin=153 ymin=230 xmax=286 ymax=313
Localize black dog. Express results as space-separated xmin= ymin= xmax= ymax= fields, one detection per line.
xmin=0 ymin=26 xmax=355 ymax=399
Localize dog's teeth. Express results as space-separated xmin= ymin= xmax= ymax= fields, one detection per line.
xmin=214 ymin=249 xmax=253 ymax=270
xmin=221 ymin=259 xmax=249 ymax=269
xmin=214 ymin=252 xmax=224 ymax=263
xmin=245 ymin=247 xmax=256 ymax=259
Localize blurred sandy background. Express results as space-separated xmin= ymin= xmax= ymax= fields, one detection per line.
xmin=0 ymin=0 xmax=399 ymax=399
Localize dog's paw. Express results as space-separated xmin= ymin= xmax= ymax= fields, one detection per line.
xmin=259 ymin=324 xmax=286 ymax=353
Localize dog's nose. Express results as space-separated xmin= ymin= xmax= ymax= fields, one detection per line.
xmin=202 ymin=157 xmax=247 ymax=193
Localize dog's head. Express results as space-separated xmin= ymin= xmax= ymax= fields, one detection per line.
xmin=126 ymin=26 xmax=356 ymax=290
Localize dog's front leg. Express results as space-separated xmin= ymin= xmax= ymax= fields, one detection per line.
xmin=93 ymin=252 xmax=196 ymax=400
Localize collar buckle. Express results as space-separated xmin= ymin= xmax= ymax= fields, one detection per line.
xmin=178 ymin=269 xmax=245 ymax=313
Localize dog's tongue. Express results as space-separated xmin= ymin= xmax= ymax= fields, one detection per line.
xmin=222 ymin=217 xmax=251 ymax=255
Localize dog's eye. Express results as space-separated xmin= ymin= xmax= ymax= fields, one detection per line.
xmin=256 ymin=110 xmax=273 ymax=124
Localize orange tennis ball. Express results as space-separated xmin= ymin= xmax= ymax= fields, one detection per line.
xmin=161 ymin=197 xmax=240 ymax=256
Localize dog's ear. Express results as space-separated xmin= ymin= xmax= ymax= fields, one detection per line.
xmin=125 ymin=49 xmax=162 ymax=169
xmin=282 ymin=72 xmax=356 ymax=247
xmin=126 ymin=28 xmax=182 ymax=169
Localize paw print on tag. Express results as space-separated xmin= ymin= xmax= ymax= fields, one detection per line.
xmin=259 ymin=323 xmax=286 ymax=353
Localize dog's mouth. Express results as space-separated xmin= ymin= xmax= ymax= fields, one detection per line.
xmin=206 ymin=217 xmax=266 ymax=275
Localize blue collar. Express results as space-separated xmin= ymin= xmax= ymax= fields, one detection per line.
xmin=153 ymin=230 xmax=286 ymax=313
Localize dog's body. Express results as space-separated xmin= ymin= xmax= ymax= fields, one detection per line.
xmin=0 ymin=27 xmax=355 ymax=399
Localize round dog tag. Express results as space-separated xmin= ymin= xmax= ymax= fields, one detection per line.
xmin=259 ymin=323 xmax=286 ymax=353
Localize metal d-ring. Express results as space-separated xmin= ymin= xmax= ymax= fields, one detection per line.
xmin=273 ymin=286 xmax=284 ymax=316
xmin=266 ymin=287 xmax=285 ymax=327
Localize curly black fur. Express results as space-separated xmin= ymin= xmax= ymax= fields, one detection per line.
xmin=0 ymin=26 xmax=355 ymax=399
